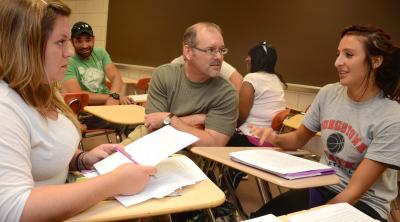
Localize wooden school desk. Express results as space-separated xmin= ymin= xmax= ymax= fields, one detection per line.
xmin=122 ymin=76 xmax=139 ymax=85
xmin=283 ymin=114 xmax=321 ymax=136
xmin=192 ymin=146 xmax=338 ymax=189
xmin=65 ymin=179 xmax=225 ymax=222
xmin=191 ymin=146 xmax=339 ymax=218
xmin=83 ymin=105 xmax=145 ymax=125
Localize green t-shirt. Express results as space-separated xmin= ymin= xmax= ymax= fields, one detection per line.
xmin=64 ymin=48 xmax=112 ymax=94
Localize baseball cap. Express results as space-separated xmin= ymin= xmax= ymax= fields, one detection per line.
xmin=71 ymin=21 xmax=94 ymax=38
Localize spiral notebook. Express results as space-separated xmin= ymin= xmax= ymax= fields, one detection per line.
xmin=230 ymin=149 xmax=334 ymax=180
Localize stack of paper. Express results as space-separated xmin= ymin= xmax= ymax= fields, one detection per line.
xmin=92 ymin=126 xmax=204 ymax=207
xmin=287 ymin=203 xmax=380 ymax=222
xmin=94 ymin=125 xmax=199 ymax=172
xmin=243 ymin=214 xmax=281 ymax=222
xmin=230 ymin=149 xmax=334 ymax=180
xmin=128 ymin=94 xmax=147 ymax=103
xmin=115 ymin=155 xmax=207 ymax=207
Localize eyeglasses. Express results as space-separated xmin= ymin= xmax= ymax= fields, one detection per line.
xmin=191 ymin=46 xmax=229 ymax=56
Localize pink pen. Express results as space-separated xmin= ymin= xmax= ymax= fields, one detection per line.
xmin=115 ymin=146 xmax=138 ymax=164
xmin=114 ymin=145 xmax=157 ymax=178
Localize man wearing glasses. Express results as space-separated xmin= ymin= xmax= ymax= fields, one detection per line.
xmin=171 ymin=56 xmax=243 ymax=90
xmin=144 ymin=22 xmax=238 ymax=147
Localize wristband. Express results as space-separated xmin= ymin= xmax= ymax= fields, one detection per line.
xmin=81 ymin=152 xmax=90 ymax=170
xmin=75 ymin=151 xmax=85 ymax=171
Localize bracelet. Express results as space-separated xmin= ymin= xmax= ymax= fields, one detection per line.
xmin=81 ymin=152 xmax=90 ymax=170
xmin=75 ymin=151 xmax=85 ymax=171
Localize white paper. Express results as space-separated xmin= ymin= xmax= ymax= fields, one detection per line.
xmin=82 ymin=170 xmax=100 ymax=178
xmin=230 ymin=149 xmax=331 ymax=175
xmin=115 ymin=155 xmax=207 ymax=207
xmin=94 ymin=125 xmax=199 ymax=174
xmin=288 ymin=203 xmax=379 ymax=222
xmin=124 ymin=125 xmax=198 ymax=166
xmin=128 ymin=94 xmax=148 ymax=103
xmin=243 ymin=214 xmax=281 ymax=222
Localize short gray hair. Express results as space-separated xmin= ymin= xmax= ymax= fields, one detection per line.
xmin=183 ymin=22 xmax=222 ymax=47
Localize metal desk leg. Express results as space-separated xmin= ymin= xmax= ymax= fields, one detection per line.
xmin=206 ymin=208 xmax=217 ymax=222
xmin=255 ymin=177 xmax=273 ymax=204
xmin=221 ymin=166 xmax=248 ymax=220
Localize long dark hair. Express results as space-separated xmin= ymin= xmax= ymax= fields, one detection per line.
xmin=248 ymin=42 xmax=287 ymax=88
xmin=341 ymin=25 xmax=400 ymax=102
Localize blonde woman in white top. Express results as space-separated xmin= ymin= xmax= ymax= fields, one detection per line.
xmin=0 ymin=1 xmax=156 ymax=221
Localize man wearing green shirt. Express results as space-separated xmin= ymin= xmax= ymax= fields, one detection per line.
xmin=63 ymin=21 xmax=131 ymax=131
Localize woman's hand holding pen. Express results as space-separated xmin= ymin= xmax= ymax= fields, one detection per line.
xmin=85 ymin=144 xmax=157 ymax=196
xmin=110 ymin=164 xmax=157 ymax=196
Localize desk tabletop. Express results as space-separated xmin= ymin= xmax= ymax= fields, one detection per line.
xmin=66 ymin=179 xmax=225 ymax=222
xmin=84 ymin=105 xmax=145 ymax=125
xmin=122 ymin=77 xmax=139 ymax=85
xmin=191 ymin=146 xmax=339 ymax=189
xmin=283 ymin=114 xmax=321 ymax=136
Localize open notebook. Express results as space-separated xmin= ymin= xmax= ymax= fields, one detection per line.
xmin=243 ymin=203 xmax=379 ymax=222
xmin=230 ymin=149 xmax=334 ymax=180
xmin=94 ymin=125 xmax=199 ymax=171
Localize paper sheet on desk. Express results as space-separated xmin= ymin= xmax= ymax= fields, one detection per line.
xmin=242 ymin=214 xmax=281 ymax=222
xmin=287 ymin=203 xmax=379 ymax=222
xmin=230 ymin=149 xmax=334 ymax=179
xmin=94 ymin=125 xmax=199 ymax=174
xmin=128 ymin=94 xmax=147 ymax=103
xmin=116 ymin=155 xmax=207 ymax=207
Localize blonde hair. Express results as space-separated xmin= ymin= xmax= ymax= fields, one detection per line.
xmin=0 ymin=0 xmax=80 ymax=130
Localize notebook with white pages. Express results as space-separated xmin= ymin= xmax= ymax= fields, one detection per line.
xmin=287 ymin=203 xmax=380 ymax=222
xmin=88 ymin=155 xmax=208 ymax=207
xmin=242 ymin=214 xmax=281 ymax=222
xmin=230 ymin=149 xmax=335 ymax=180
xmin=94 ymin=125 xmax=199 ymax=171
xmin=244 ymin=203 xmax=379 ymax=222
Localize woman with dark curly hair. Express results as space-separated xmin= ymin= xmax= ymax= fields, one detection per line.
xmin=251 ymin=25 xmax=400 ymax=221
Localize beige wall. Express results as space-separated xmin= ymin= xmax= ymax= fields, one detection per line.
xmin=63 ymin=0 xmax=318 ymax=110
xmin=64 ymin=0 xmax=109 ymax=48
xmin=64 ymin=0 xmax=323 ymax=155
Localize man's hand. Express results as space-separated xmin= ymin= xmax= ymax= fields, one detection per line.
xmin=119 ymin=96 xmax=133 ymax=105
xmin=144 ymin=112 xmax=170 ymax=131
xmin=105 ymin=97 xmax=120 ymax=105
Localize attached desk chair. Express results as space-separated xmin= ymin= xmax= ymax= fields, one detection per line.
xmin=191 ymin=146 xmax=339 ymax=220
xmin=63 ymin=93 xmax=122 ymax=150
xmin=83 ymin=105 xmax=145 ymax=125
xmin=65 ymin=179 xmax=225 ymax=222
xmin=122 ymin=77 xmax=151 ymax=95
xmin=283 ymin=114 xmax=321 ymax=137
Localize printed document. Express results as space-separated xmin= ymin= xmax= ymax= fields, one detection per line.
xmin=230 ymin=149 xmax=334 ymax=179
xmin=288 ymin=203 xmax=379 ymax=222
xmin=243 ymin=214 xmax=281 ymax=222
xmin=116 ymin=155 xmax=207 ymax=207
xmin=94 ymin=125 xmax=199 ymax=174
xmin=128 ymin=94 xmax=147 ymax=103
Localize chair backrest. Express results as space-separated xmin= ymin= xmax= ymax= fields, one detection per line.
xmin=136 ymin=77 xmax=151 ymax=92
xmin=105 ymin=81 xmax=112 ymax=90
xmin=63 ymin=93 xmax=90 ymax=114
xmin=271 ymin=108 xmax=291 ymax=131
